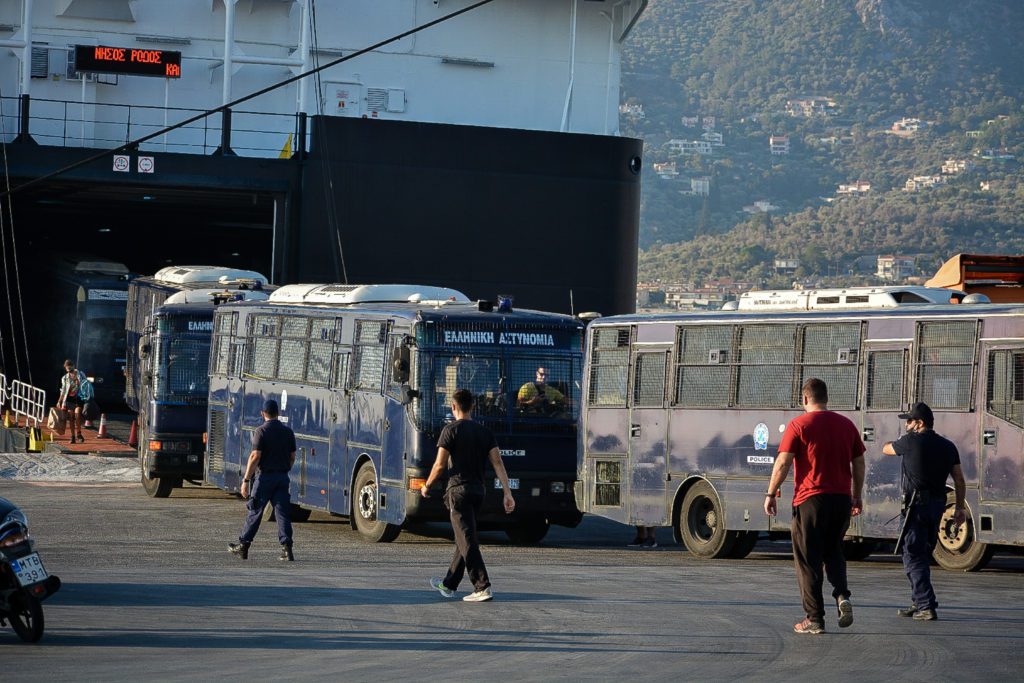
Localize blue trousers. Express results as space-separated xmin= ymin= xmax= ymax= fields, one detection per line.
xmin=239 ymin=471 xmax=293 ymax=546
xmin=901 ymin=498 xmax=946 ymax=611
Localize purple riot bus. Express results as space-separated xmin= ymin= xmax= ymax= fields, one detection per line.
xmin=577 ymin=287 xmax=1024 ymax=571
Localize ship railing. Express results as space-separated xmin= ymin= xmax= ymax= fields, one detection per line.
xmin=9 ymin=380 xmax=45 ymax=428
xmin=0 ymin=96 xmax=308 ymax=159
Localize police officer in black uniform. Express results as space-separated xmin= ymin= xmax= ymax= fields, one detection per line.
xmin=228 ymin=399 xmax=297 ymax=561
xmin=882 ymin=402 xmax=967 ymax=621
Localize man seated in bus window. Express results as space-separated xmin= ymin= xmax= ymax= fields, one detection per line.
xmin=517 ymin=367 xmax=566 ymax=414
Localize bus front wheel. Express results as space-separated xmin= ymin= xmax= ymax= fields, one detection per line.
xmin=933 ymin=495 xmax=994 ymax=572
xmin=678 ymin=480 xmax=735 ymax=559
xmin=352 ymin=464 xmax=401 ymax=543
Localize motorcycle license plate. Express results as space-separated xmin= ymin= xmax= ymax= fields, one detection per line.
xmin=495 ymin=478 xmax=519 ymax=490
xmin=11 ymin=553 xmax=48 ymax=587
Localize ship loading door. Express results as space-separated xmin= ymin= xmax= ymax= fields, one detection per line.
xmin=628 ymin=343 xmax=672 ymax=528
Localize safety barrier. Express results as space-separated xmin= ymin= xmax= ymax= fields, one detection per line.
xmin=0 ymin=372 xmax=7 ymax=407
xmin=10 ymin=380 xmax=46 ymax=427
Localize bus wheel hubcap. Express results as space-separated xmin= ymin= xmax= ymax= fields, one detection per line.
xmin=939 ymin=510 xmax=967 ymax=552
xmin=359 ymin=484 xmax=377 ymax=520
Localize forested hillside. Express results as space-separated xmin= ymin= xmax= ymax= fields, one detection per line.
xmin=623 ymin=0 xmax=1024 ymax=285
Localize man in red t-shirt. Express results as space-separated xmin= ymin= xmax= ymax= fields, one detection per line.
xmin=764 ymin=378 xmax=866 ymax=634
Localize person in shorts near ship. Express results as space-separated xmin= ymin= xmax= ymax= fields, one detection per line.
xmin=517 ymin=367 xmax=566 ymax=414
xmin=57 ymin=359 xmax=92 ymax=444
xmin=228 ymin=399 xmax=297 ymax=561
xmin=764 ymin=378 xmax=866 ymax=634
xmin=882 ymin=402 xmax=966 ymax=622
xmin=423 ymin=388 xmax=516 ymax=602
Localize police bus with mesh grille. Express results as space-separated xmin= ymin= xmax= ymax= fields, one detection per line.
xmin=577 ymin=286 xmax=1024 ymax=571
xmin=125 ymin=266 xmax=273 ymax=498
xmin=203 ymin=284 xmax=584 ymax=543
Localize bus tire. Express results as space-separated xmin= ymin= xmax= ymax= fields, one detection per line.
xmin=842 ymin=539 xmax=878 ymax=562
xmin=678 ymin=480 xmax=735 ymax=559
xmin=726 ymin=531 xmax=759 ymax=559
xmin=141 ymin=471 xmax=177 ymax=498
xmin=933 ymin=495 xmax=994 ymax=572
xmin=352 ymin=463 xmax=401 ymax=543
xmin=505 ymin=516 xmax=550 ymax=545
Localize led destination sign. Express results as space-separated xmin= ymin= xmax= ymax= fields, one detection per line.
xmin=74 ymin=45 xmax=182 ymax=78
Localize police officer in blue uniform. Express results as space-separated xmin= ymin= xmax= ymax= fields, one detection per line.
xmin=228 ymin=399 xmax=297 ymax=561
xmin=882 ymin=402 xmax=967 ymax=621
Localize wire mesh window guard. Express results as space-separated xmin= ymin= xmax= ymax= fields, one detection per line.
xmin=914 ymin=320 xmax=978 ymax=410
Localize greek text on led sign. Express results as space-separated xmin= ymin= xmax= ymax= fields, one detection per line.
xmin=74 ymin=45 xmax=182 ymax=79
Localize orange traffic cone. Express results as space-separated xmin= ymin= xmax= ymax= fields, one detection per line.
xmin=96 ymin=414 xmax=110 ymax=438
xmin=128 ymin=418 xmax=138 ymax=448
xmin=84 ymin=418 xmax=94 ymax=428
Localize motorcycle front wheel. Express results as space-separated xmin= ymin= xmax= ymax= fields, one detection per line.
xmin=9 ymin=594 xmax=44 ymax=642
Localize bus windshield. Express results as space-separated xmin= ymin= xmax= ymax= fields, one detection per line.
xmin=153 ymin=336 xmax=210 ymax=404
xmin=421 ymin=352 xmax=577 ymax=431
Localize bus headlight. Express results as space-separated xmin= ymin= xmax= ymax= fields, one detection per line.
xmin=550 ymin=482 xmax=565 ymax=494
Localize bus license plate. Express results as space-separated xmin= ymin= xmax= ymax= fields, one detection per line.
xmin=11 ymin=553 xmax=48 ymax=587
xmin=495 ymin=478 xmax=519 ymax=490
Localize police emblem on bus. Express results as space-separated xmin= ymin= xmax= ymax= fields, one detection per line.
xmin=753 ymin=423 xmax=769 ymax=451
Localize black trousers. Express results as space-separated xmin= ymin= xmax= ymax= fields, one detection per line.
xmin=443 ymin=484 xmax=490 ymax=592
xmin=791 ymin=493 xmax=852 ymax=622
xmin=901 ymin=498 xmax=946 ymax=611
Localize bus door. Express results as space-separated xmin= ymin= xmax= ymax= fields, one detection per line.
xmin=978 ymin=344 xmax=1024 ymax=541
xmin=628 ymin=343 xmax=672 ymax=527
xmin=326 ymin=347 xmax=351 ymax=514
xmin=859 ymin=342 xmax=909 ymax=538
xmin=380 ymin=332 xmax=411 ymax=520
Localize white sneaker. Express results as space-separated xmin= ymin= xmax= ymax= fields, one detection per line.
xmin=430 ymin=577 xmax=455 ymax=598
xmin=462 ymin=588 xmax=493 ymax=602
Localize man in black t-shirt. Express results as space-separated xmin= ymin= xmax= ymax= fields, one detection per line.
xmin=422 ymin=388 xmax=515 ymax=602
xmin=882 ymin=402 xmax=967 ymax=621
xmin=228 ymin=399 xmax=298 ymax=561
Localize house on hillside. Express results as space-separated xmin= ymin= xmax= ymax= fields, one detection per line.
xmin=686 ymin=176 xmax=711 ymax=196
xmin=892 ymin=117 xmax=925 ymax=133
xmin=976 ymin=149 xmax=1015 ymax=160
xmin=769 ymin=135 xmax=790 ymax=155
xmin=904 ymin=175 xmax=945 ymax=192
xmin=668 ymin=139 xmax=712 ymax=155
xmin=966 ymin=130 xmax=982 ymax=138
xmin=619 ymin=103 xmax=645 ymax=119
xmin=877 ymin=255 xmax=916 ymax=281
xmin=743 ymin=200 xmax=779 ymax=213
xmin=681 ymin=115 xmax=699 ymax=127
xmin=837 ymin=181 xmax=871 ymax=195
xmin=774 ymin=258 xmax=800 ymax=274
xmin=702 ymin=116 xmax=716 ymax=131
xmin=653 ymin=161 xmax=678 ymax=179
xmin=786 ymin=96 xmax=837 ymax=118
xmin=941 ymin=159 xmax=974 ymax=175
xmin=701 ymin=131 xmax=724 ymax=146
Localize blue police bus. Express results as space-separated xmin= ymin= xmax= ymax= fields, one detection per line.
xmin=204 ymin=284 xmax=584 ymax=543
xmin=125 ymin=266 xmax=272 ymax=497
xmin=577 ymin=286 xmax=1024 ymax=571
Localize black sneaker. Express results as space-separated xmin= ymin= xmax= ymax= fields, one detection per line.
xmin=896 ymin=605 xmax=919 ymax=618
xmin=228 ymin=542 xmax=250 ymax=560
xmin=627 ymin=536 xmax=644 ymax=547
xmin=279 ymin=544 xmax=294 ymax=561
xmin=912 ymin=608 xmax=937 ymax=621
xmin=837 ymin=597 xmax=853 ymax=628
xmin=642 ymin=537 xmax=658 ymax=549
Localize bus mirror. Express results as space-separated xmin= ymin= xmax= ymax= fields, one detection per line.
xmin=400 ymin=384 xmax=419 ymax=406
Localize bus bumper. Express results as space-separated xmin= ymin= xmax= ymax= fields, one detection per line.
xmin=144 ymin=435 xmax=204 ymax=479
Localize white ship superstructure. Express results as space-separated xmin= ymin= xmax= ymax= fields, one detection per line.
xmin=1 ymin=0 xmax=646 ymax=154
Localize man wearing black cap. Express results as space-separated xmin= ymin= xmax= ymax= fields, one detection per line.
xmin=228 ymin=399 xmax=297 ymax=561
xmin=883 ymin=402 xmax=967 ymax=621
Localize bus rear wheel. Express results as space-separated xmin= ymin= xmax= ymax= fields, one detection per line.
xmin=352 ymin=464 xmax=401 ymax=543
xmin=505 ymin=516 xmax=550 ymax=545
xmin=678 ymin=480 xmax=735 ymax=559
xmin=141 ymin=471 xmax=178 ymax=498
xmin=933 ymin=496 xmax=994 ymax=572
